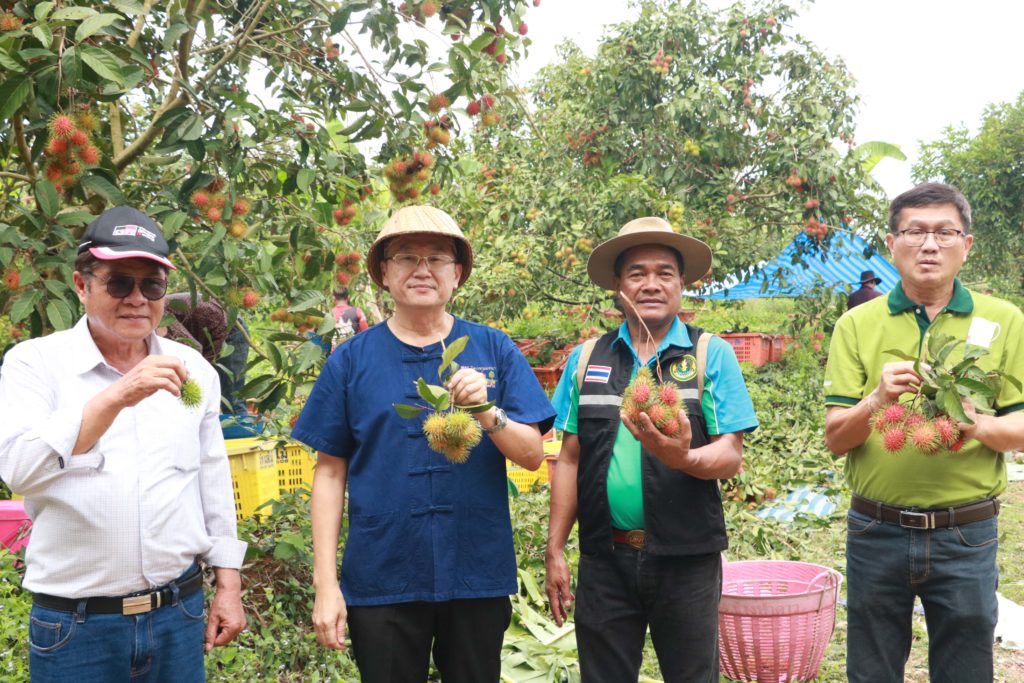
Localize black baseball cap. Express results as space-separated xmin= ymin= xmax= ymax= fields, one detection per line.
xmin=78 ymin=206 xmax=176 ymax=270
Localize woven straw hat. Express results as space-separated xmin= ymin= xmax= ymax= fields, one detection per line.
xmin=587 ymin=217 xmax=713 ymax=289
xmin=367 ymin=205 xmax=473 ymax=289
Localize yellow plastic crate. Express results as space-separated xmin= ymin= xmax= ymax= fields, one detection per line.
xmin=226 ymin=438 xmax=280 ymax=520
xmin=275 ymin=442 xmax=316 ymax=494
xmin=507 ymin=465 xmax=540 ymax=493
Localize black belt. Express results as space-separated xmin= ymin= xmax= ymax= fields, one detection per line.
xmin=32 ymin=567 xmax=204 ymax=615
xmin=851 ymin=493 xmax=1000 ymax=530
xmin=612 ymin=528 xmax=645 ymax=550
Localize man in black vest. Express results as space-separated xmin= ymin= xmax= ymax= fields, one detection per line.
xmin=545 ymin=217 xmax=759 ymax=682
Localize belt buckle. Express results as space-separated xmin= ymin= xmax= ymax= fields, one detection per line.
xmin=624 ymin=530 xmax=645 ymax=550
xmin=122 ymin=594 xmax=155 ymax=615
xmin=899 ymin=510 xmax=934 ymax=529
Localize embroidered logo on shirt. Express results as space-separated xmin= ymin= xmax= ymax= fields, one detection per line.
xmin=583 ymin=365 xmax=612 ymax=383
xmin=669 ymin=355 xmax=697 ymax=382
xmin=462 ymin=365 xmax=497 ymax=388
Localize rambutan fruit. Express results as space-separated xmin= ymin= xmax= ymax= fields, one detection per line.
xmin=228 ymin=220 xmax=247 ymax=238
xmin=881 ymin=426 xmax=907 ymax=453
xmin=48 ymin=114 xmax=77 ymax=140
xmin=232 ymin=198 xmax=250 ymax=216
xmin=207 ymin=176 xmax=226 ymax=192
xmin=347 ymin=262 xmax=360 ymax=274
xmin=948 ymin=436 xmax=966 ymax=453
xmin=44 ymin=164 xmax=63 ymax=183
xmin=662 ymin=419 xmax=681 ymax=437
xmin=870 ymin=408 xmax=890 ymax=434
xmin=658 ymin=384 xmax=679 ymax=406
xmin=206 ymin=207 xmax=222 ymax=223
xmin=903 ymin=411 xmax=927 ymax=429
xmin=349 ymin=250 xmax=361 ymax=261
xmin=645 ymin=402 xmax=668 ymax=428
xmin=3 ymin=269 xmax=19 ymax=290
xmin=932 ymin=416 xmax=960 ymax=447
xmin=242 ymin=290 xmax=259 ymax=309
xmin=482 ymin=94 xmax=495 ymax=109
xmin=210 ymin=194 xmax=227 ymax=208
xmin=427 ymin=94 xmax=449 ymax=112
xmin=423 ymin=413 xmax=447 ymax=440
xmin=0 ymin=11 xmax=24 ymax=32
xmin=78 ymin=145 xmax=99 ymax=165
xmin=910 ymin=422 xmax=941 ymax=454
xmin=75 ymin=111 xmax=100 ymax=132
xmin=179 ymin=378 xmax=203 ymax=408
xmin=191 ymin=190 xmax=210 ymax=207
xmin=69 ymin=129 xmax=89 ymax=147
xmin=621 ymin=397 xmax=641 ymax=425
xmin=45 ymin=138 xmax=68 ymax=156
xmin=882 ymin=402 xmax=907 ymax=425
xmin=336 ymin=272 xmax=350 ymax=285
xmin=466 ymin=100 xmax=481 ymax=116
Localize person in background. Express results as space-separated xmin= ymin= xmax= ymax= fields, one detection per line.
xmin=294 ymin=205 xmax=555 ymax=682
xmin=331 ymin=287 xmax=369 ymax=336
xmin=847 ymin=269 xmax=883 ymax=310
xmin=824 ymin=182 xmax=1024 ymax=682
xmin=0 ymin=205 xmax=246 ymax=681
xmin=546 ymin=217 xmax=758 ymax=682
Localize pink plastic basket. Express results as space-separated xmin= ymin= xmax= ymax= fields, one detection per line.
xmin=718 ymin=560 xmax=842 ymax=682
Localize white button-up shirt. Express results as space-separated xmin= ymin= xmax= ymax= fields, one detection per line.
xmin=0 ymin=317 xmax=246 ymax=598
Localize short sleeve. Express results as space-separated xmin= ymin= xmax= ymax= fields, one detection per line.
xmin=550 ymin=344 xmax=583 ymax=434
xmin=292 ymin=351 xmax=353 ymax=458
xmin=995 ymin=306 xmax=1024 ymax=414
xmin=701 ymin=336 xmax=758 ymax=435
xmin=823 ymin=312 xmax=865 ymax=407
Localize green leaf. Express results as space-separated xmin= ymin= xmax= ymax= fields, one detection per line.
xmin=462 ymin=400 xmax=495 ymax=414
xmin=954 ymin=377 xmax=996 ymax=398
xmin=272 ymin=542 xmax=297 ymax=560
xmin=296 ymin=168 xmax=314 ymax=192
xmin=45 ymin=299 xmax=74 ymax=331
xmin=882 ymin=347 xmax=916 ymax=362
xmin=80 ymin=174 xmax=124 ymax=204
xmin=52 ymin=6 xmax=98 ymax=20
xmin=393 ymin=403 xmax=425 ymax=419
xmin=32 ymin=24 xmax=53 ymax=48
xmin=0 ymin=49 xmax=24 ymax=73
xmin=176 ymin=113 xmax=204 ymax=141
xmin=76 ymin=13 xmax=120 ymax=41
xmin=10 ymin=290 xmax=41 ymax=322
xmin=80 ymin=45 xmax=125 ymax=85
xmin=34 ymin=180 xmax=60 ymax=217
xmin=56 ymin=210 xmax=93 ymax=226
xmin=35 ymin=2 xmax=55 ymax=21
xmin=0 ymin=76 xmax=31 ymax=120
xmin=940 ymin=390 xmax=971 ymax=424
xmin=439 ymin=335 xmax=469 ymax=377
xmin=159 ymin=210 xmax=188 ymax=236
xmin=416 ymin=378 xmax=450 ymax=411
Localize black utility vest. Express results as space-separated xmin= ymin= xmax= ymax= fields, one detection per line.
xmin=576 ymin=326 xmax=728 ymax=556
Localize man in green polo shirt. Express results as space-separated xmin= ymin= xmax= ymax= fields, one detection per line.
xmin=824 ymin=182 xmax=1024 ymax=683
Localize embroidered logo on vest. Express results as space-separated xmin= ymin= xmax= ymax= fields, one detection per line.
xmin=669 ymin=355 xmax=697 ymax=382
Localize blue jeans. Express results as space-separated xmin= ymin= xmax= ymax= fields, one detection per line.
xmin=574 ymin=547 xmax=721 ymax=683
xmin=846 ymin=508 xmax=998 ymax=683
xmin=28 ymin=571 xmax=206 ymax=682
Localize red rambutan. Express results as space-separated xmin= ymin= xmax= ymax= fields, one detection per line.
xmin=881 ymin=426 xmax=907 ymax=453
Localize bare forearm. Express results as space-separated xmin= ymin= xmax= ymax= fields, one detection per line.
xmin=488 ymin=418 xmax=544 ymax=470
xmin=676 ymin=433 xmax=743 ymax=479
xmin=546 ymin=436 xmax=579 ymax=555
xmin=970 ymin=412 xmax=1024 ymax=454
xmin=824 ymin=399 xmax=877 ymax=455
xmin=311 ymin=457 xmax=347 ymax=591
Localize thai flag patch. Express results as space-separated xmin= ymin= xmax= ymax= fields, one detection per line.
xmin=583 ymin=365 xmax=612 ymax=383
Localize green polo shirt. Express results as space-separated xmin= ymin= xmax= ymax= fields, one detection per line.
xmin=824 ymin=279 xmax=1024 ymax=507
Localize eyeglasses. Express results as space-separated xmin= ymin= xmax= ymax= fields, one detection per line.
xmin=385 ymin=253 xmax=457 ymax=272
xmin=895 ymin=228 xmax=965 ymax=248
xmin=91 ymin=273 xmax=168 ymax=301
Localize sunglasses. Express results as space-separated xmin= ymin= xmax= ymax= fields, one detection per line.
xmin=92 ymin=273 xmax=168 ymax=301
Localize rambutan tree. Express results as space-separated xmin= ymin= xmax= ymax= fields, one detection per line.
xmin=0 ymin=0 xmax=537 ymax=411
xmin=438 ymin=0 xmax=889 ymax=323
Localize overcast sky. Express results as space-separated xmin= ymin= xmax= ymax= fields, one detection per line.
xmin=509 ymin=0 xmax=1024 ymax=198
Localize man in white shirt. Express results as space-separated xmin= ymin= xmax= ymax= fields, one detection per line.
xmin=0 ymin=205 xmax=247 ymax=681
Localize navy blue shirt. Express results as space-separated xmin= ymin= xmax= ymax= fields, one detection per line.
xmin=293 ymin=317 xmax=555 ymax=606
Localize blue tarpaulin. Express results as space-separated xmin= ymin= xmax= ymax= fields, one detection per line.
xmin=684 ymin=231 xmax=899 ymax=300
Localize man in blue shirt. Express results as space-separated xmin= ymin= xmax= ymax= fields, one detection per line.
xmin=293 ymin=205 xmax=554 ymax=682
xmin=545 ymin=217 xmax=758 ymax=682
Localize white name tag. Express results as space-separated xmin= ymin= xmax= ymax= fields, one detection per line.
xmin=966 ymin=317 xmax=1000 ymax=349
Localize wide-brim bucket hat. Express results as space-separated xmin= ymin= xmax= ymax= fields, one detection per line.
xmin=586 ymin=216 xmax=712 ymax=290
xmin=367 ymin=205 xmax=473 ymax=290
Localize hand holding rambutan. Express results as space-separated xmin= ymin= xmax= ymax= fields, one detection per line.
xmin=179 ymin=377 xmax=203 ymax=408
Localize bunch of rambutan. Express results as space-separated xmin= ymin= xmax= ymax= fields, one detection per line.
xmin=383 ymin=151 xmax=434 ymax=202
xmin=422 ymin=409 xmax=483 ymax=464
xmin=871 ymin=402 xmax=964 ymax=454
xmin=42 ymin=112 xmax=101 ymax=193
xmin=621 ymin=366 xmax=686 ymax=437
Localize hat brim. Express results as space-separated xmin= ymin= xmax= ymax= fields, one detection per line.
xmin=89 ymin=246 xmax=176 ymax=270
xmin=860 ymin=277 xmax=881 ymax=285
xmin=366 ymin=207 xmax=473 ymax=290
xmin=586 ymin=231 xmax=712 ymax=290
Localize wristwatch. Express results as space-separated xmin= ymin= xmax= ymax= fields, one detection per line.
xmin=482 ymin=407 xmax=508 ymax=434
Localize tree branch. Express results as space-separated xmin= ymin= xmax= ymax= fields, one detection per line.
xmin=0 ymin=171 xmax=32 ymax=182
xmin=13 ymin=117 xmax=36 ymax=180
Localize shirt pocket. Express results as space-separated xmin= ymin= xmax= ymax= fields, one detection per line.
xmin=147 ymin=398 xmax=203 ymax=473
xmin=342 ymin=511 xmax=410 ymax=596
